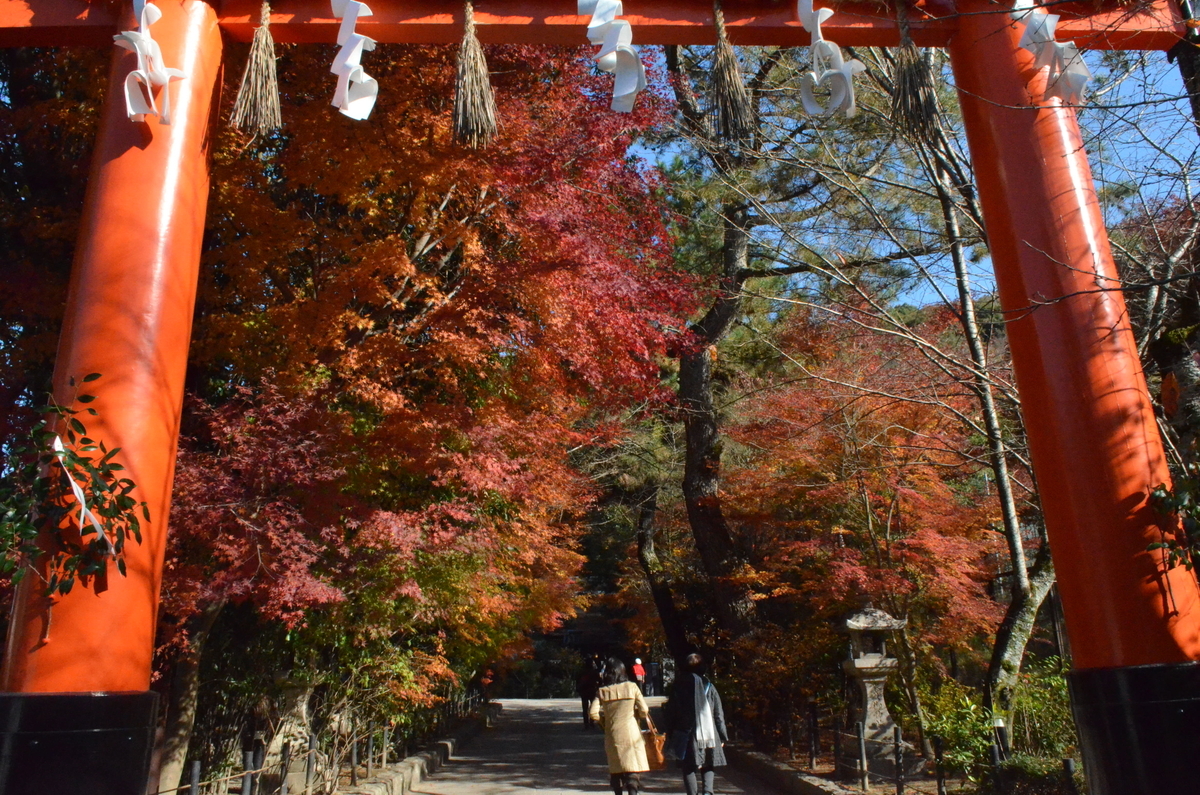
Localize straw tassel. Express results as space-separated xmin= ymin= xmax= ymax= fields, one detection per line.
xmin=453 ymin=0 xmax=498 ymax=148
xmin=890 ymin=0 xmax=939 ymax=140
xmin=231 ymin=2 xmax=282 ymax=134
xmin=710 ymin=0 xmax=754 ymax=143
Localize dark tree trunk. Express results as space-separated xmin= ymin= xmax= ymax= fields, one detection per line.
xmin=155 ymin=600 xmax=225 ymax=795
xmin=1160 ymin=38 xmax=1200 ymax=461
xmin=1152 ymin=323 xmax=1200 ymax=457
xmin=678 ymin=206 xmax=758 ymax=637
xmin=986 ymin=545 xmax=1056 ymax=711
xmin=634 ymin=486 xmax=692 ymax=661
xmin=1170 ymin=37 xmax=1200 ymax=137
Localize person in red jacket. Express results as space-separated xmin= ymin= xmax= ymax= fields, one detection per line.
xmin=632 ymin=658 xmax=646 ymax=693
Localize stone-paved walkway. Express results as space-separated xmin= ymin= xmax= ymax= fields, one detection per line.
xmin=412 ymin=699 xmax=783 ymax=795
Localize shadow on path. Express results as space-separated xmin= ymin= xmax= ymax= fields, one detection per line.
xmin=414 ymin=699 xmax=781 ymax=795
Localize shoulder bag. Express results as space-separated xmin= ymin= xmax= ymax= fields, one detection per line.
xmin=643 ymin=714 xmax=667 ymax=770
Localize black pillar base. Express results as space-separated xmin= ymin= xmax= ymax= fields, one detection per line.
xmin=0 ymin=691 xmax=158 ymax=795
xmin=1068 ymin=661 xmax=1200 ymax=795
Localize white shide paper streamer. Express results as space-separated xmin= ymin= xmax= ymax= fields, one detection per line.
xmin=330 ymin=0 xmax=379 ymax=120
xmin=797 ymin=0 xmax=865 ymax=117
xmin=113 ymin=0 xmax=186 ymax=125
xmin=579 ymin=0 xmax=648 ymax=112
xmin=1013 ymin=0 xmax=1091 ymax=104
xmin=52 ymin=436 xmax=116 ymax=558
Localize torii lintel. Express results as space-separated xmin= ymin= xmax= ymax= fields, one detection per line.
xmin=0 ymin=0 xmax=1185 ymax=49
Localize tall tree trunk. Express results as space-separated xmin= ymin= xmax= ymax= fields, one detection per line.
xmin=634 ymin=486 xmax=692 ymax=661
xmin=678 ymin=205 xmax=758 ymax=637
xmin=934 ymin=164 xmax=1031 ymax=598
xmin=1170 ymin=35 xmax=1200 ymax=137
xmin=986 ymin=545 xmax=1056 ymax=711
xmin=156 ymin=600 xmax=225 ymax=795
xmin=931 ymin=163 xmax=1057 ymax=710
xmin=894 ymin=627 xmax=935 ymax=759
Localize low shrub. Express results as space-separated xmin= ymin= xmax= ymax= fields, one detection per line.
xmin=923 ymin=679 xmax=993 ymax=778
xmin=1008 ymin=657 xmax=1078 ymax=759
xmin=979 ymin=753 xmax=1086 ymax=795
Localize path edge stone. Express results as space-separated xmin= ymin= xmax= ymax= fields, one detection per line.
xmin=334 ymin=703 xmax=504 ymax=795
xmin=724 ymin=747 xmax=856 ymax=795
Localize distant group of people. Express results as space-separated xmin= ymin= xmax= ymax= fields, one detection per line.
xmin=577 ymin=656 xmax=655 ymax=714
xmin=579 ymin=653 xmax=728 ymax=795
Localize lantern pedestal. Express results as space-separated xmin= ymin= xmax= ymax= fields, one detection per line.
xmin=836 ymin=608 xmax=920 ymax=781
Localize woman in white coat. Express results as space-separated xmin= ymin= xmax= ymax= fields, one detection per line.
xmin=589 ymin=658 xmax=652 ymax=795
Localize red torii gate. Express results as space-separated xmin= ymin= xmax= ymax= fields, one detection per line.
xmin=0 ymin=1 xmax=1196 ymax=793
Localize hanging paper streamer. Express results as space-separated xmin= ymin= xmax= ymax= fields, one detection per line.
xmin=52 ymin=436 xmax=115 ymax=558
xmin=579 ymin=0 xmax=648 ymax=112
xmin=796 ymin=0 xmax=865 ymax=117
xmin=113 ymin=0 xmax=186 ymax=125
xmin=330 ymin=0 xmax=379 ymax=120
xmin=1013 ymin=0 xmax=1091 ymax=104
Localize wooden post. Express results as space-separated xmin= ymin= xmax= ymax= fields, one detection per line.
xmin=856 ymin=721 xmax=869 ymax=792
xmin=305 ymin=734 xmax=317 ymax=795
xmin=281 ymin=742 xmax=291 ymax=795
xmin=243 ymin=750 xmax=255 ymax=795
xmin=893 ymin=726 xmax=902 ymax=795
xmin=933 ymin=737 xmax=946 ymax=795
xmin=367 ymin=732 xmax=375 ymax=778
xmin=808 ymin=702 xmax=819 ymax=770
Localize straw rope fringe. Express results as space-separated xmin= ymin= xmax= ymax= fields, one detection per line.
xmin=890 ymin=0 xmax=939 ymax=139
xmin=231 ymin=2 xmax=282 ymax=134
xmin=710 ymin=0 xmax=754 ymax=143
xmin=453 ymin=0 xmax=498 ymax=148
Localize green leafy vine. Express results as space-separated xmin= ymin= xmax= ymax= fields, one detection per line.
xmin=1148 ymin=464 xmax=1200 ymax=573
xmin=0 ymin=373 xmax=147 ymax=595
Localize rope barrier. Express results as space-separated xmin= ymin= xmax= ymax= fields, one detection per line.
xmin=149 ymin=750 xmax=307 ymax=795
xmin=150 ymin=694 xmax=487 ymax=795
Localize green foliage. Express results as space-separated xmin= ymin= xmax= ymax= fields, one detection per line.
xmin=981 ymin=754 xmax=1086 ymax=795
xmin=1008 ymin=658 xmax=1077 ymax=759
xmin=923 ymin=660 xmax=1077 ymax=783
xmin=922 ymin=679 xmax=994 ymax=778
xmin=491 ymin=639 xmax=583 ymax=698
xmin=1147 ymin=464 xmax=1200 ymax=573
xmin=0 ymin=374 xmax=146 ymax=596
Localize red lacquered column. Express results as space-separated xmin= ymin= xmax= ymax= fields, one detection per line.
xmin=0 ymin=2 xmax=221 ymax=793
xmin=948 ymin=2 xmax=1200 ymax=791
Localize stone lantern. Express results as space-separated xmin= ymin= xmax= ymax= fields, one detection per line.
xmin=837 ymin=606 xmax=912 ymax=780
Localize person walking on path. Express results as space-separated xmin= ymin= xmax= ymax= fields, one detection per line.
xmin=632 ymin=658 xmax=647 ymax=693
xmin=578 ymin=659 xmax=602 ymax=728
xmin=589 ymin=658 xmax=652 ymax=795
xmin=664 ymin=653 xmax=728 ymax=795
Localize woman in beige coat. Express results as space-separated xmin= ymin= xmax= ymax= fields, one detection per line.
xmin=589 ymin=658 xmax=651 ymax=795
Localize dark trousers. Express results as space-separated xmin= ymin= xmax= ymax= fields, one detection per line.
xmin=610 ymin=772 xmax=641 ymax=795
xmin=581 ymin=696 xmax=594 ymax=726
xmin=609 ymin=773 xmax=638 ymax=795
xmin=681 ymin=753 xmax=716 ymax=795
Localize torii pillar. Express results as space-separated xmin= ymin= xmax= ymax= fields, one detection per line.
xmin=0 ymin=1 xmax=1197 ymax=794
xmin=0 ymin=2 xmax=222 ymax=794
xmin=947 ymin=2 xmax=1200 ymax=791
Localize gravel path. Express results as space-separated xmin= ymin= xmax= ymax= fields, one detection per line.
xmin=413 ymin=698 xmax=782 ymax=795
